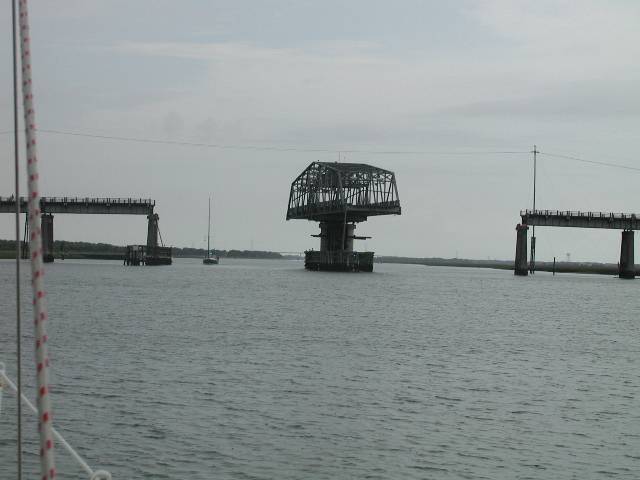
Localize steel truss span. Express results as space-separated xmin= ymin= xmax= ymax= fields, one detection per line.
xmin=286 ymin=162 xmax=401 ymax=223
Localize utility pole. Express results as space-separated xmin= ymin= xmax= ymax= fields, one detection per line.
xmin=530 ymin=145 xmax=539 ymax=274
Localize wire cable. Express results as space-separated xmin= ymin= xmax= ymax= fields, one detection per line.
xmin=34 ymin=128 xmax=529 ymax=155
xmin=10 ymin=127 xmax=640 ymax=172
xmin=539 ymin=151 xmax=640 ymax=172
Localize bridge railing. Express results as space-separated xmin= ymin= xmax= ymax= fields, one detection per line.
xmin=43 ymin=197 xmax=155 ymax=206
xmin=521 ymin=209 xmax=639 ymax=220
xmin=0 ymin=196 xmax=154 ymax=206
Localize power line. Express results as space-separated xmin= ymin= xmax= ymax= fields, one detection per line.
xmin=539 ymin=151 xmax=640 ymax=172
xmin=7 ymin=127 xmax=640 ymax=172
xmin=34 ymin=128 xmax=528 ymax=155
xmin=39 ymin=128 xmax=338 ymax=152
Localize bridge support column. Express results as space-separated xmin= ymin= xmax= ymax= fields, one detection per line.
xmin=147 ymin=213 xmax=159 ymax=250
xmin=514 ymin=224 xmax=528 ymax=276
xmin=41 ymin=214 xmax=54 ymax=263
xmin=344 ymin=224 xmax=355 ymax=252
xmin=319 ymin=222 xmax=354 ymax=252
xmin=619 ymin=230 xmax=635 ymax=279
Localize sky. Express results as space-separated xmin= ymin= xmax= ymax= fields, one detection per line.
xmin=1 ymin=0 xmax=640 ymax=261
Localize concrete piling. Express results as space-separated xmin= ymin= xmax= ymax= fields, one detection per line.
xmin=41 ymin=213 xmax=54 ymax=263
xmin=319 ymin=222 xmax=355 ymax=253
xmin=514 ymin=224 xmax=529 ymax=276
xmin=147 ymin=213 xmax=159 ymax=250
xmin=619 ymin=230 xmax=635 ymax=279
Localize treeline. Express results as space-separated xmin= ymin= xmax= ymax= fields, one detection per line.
xmin=376 ymin=256 xmax=512 ymax=269
xmin=0 ymin=239 xmax=17 ymax=251
xmin=173 ymin=247 xmax=283 ymax=259
xmin=376 ymin=255 xmax=621 ymax=275
xmin=0 ymin=239 xmax=125 ymax=253
xmin=0 ymin=239 xmax=284 ymax=260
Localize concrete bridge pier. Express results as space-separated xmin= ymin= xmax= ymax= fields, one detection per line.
xmin=147 ymin=213 xmax=159 ymax=250
xmin=319 ymin=222 xmax=355 ymax=252
xmin=514 ymin=224 xmax=529 ymax=276
xmin=41 ymin=213 xmax=54 ymax=263
xmin=619 ymin=230 xmax=635 ymax=279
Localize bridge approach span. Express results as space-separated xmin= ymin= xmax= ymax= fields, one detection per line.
xmin=0 ymin=196 xmax=154 ymax=215
xmin=521 ymin=209 xmax=640 ymax=230
xmin=0 ymin=196 xmax=161 ymax=263
xmin=516 ymin=209 xmax=639 ymax=279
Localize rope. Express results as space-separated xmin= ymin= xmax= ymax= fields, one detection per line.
xmin=0 ymin=365 xmax=112 ymax=480
xmin=0 ymin=363 xmax=5 ymax=418
xmin=11 ymin=0 xmax=23 ymax=478
xmin=17 ymin=1 xmax=57 ymax=478
xmin=158 ymin=223 xmax=165 ymax=248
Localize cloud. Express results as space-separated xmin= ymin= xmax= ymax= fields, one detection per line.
xmin=466 ymin=0 xmax=640 ymax=75
xmin=106 ymin=29 xmax=640 ymax=150
xmin=439 ymin=79 xmax=640 ymax=118
xmin=162 ymin=111 xmax=185 ymax=137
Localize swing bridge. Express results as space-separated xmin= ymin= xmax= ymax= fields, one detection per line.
xmin=287 ymin=161 xmax=401 ymax=272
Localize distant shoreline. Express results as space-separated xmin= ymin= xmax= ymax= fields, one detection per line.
xmin=0 ymin=239 xmax=627 ymax=275
xmin=0 ymin=239 xmax=299 ymax=261
xmin=376 ymin=256 xmax=622 ymax=275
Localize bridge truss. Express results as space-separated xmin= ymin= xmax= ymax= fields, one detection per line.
xmin=286 ymin=162 xmax=401 ymax=223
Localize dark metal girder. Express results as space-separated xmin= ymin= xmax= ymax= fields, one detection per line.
xmin=286 ymin=161 xmax=401 ymax=223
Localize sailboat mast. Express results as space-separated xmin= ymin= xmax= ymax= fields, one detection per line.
xmin=207 ymin=197 xmax=211 ymax=257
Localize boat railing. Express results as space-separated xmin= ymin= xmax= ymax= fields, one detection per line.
xmin=0 ymin=363 xmax=112 ymax=480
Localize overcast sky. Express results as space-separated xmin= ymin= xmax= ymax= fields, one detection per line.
xmin=1 ymin=0 xmax=640 ymax=261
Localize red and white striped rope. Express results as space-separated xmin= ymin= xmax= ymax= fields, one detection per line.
xmin=1 ymin=366 xmax=112 ymax=480
xmin=17 ymin=1 xmax=57 ymax=478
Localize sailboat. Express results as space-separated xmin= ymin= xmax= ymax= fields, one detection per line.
xmin=203 ymin=197 xmax=219 ymax=264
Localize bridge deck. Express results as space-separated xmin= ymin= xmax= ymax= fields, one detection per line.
xmin=287 ymin=200 xmax=401 ymax=222
xmin=521 ymin=209 xmax=640 ymax=230
xmin=0 ymin=197 xmax=154 ymax=215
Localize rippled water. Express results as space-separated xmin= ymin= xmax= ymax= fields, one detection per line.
xmin=1 ymin=258 xmax=639 ymax=479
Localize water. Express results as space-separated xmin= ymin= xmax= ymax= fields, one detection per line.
xmin=1 ymin=258 xmax=639 ymax=479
